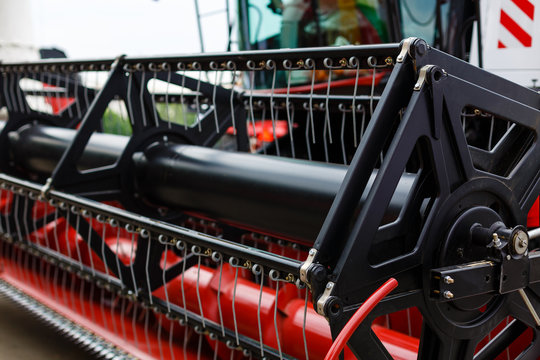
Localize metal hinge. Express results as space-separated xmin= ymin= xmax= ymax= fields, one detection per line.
xmin=299 ymin=248 xmax=317 ymax=287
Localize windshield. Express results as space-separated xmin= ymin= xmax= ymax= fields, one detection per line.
xmin=239 ymin=0 xmax=390 ymax=50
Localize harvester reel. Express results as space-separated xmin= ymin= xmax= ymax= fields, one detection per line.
xmin=0 ymin=38 xmax=538 ymax=360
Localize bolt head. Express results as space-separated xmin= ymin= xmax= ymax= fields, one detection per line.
xmin=443 ymin=290 xmax=454 ymax=299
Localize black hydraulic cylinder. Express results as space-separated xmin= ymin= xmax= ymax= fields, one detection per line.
xmin=7 ymin=124 xmax=415 ymax=243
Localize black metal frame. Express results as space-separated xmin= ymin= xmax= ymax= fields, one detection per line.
xmin=1 ymin=39 xmax=539 ymax=359
xmin=307 ymin=39 xmax=540 ymax=359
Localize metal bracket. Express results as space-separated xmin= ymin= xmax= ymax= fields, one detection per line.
xmin=316 ymin=281 xmax=335 ymax=317
xmin=414 ymin=65 xmax=437 ymax=91
xmin=299 ymin=248 xmax=317 ymax=287
xmin=396 ymin=37 xmax=416 ymax=63
xmin=40 ymin=177 xmax=53 ymax=199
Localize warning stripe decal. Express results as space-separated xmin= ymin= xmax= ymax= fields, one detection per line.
xmin=500 ymin=9 xmax=533 ymax=46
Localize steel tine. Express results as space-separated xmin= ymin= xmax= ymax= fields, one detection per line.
xmin=2 ymin=73 xmax=13 ymax=111
xmin=211 ymin=63 xmax=220 ymax=134
xmin=168 ymin=316 xmax=176 ymax=360
xmin=150 ymin=63 xmax=160 ymax=127
xmin=165 ymin=65 xmax=172 ymax=129
xmin=125 ymin=65 xmax=136 ymax=127
xmin=157 ymin=314 xmax=165 ymax=360
xmin=268 ymin=61 xmax=280 ymax=156
xmin=228 ymin=62 xmax=237 ymax=135
xmin=254 ymin=263 xmax=265 ymax=357
xmin=193 ymin=245 xmax=206 ymax=327
xmin=284 ymin=61 xmax=297 ymax=158
xmin=270 ymin=270 xmax=283 ymax=359
xmin=302 ymin=288 xmax=310 ymax=360
xmin=65 ymin=71 xmax=73 ymax=118
xmin=74 ymin=68 xmax=82 ymax=120
xmin=139 ymin=66 xmax=148 ymax=127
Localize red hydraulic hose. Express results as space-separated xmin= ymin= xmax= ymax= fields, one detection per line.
xmin=324 ymin=278 xmax=399 ymax=360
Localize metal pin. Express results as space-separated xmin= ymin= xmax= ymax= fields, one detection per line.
xmin=518 ymin=288 xmax=540 ymax=327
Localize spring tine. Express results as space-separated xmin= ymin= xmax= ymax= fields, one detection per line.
xmin=157 ymin=314 xmax=165 ymax=360
xmin=128 ymin=230 xmax=137 ymax=295
xmin=10 ymin=72 xmax=19 ymax=113
xmin=14 ymin=195 xmax=26 ymax=283
xmin=144 ymin=305 xmax=153 ymax=356
xmin=197 ymin=331 xmax=203 ymax=360
xmin=2 ymin=73 xmax=13 ymax=111
xmin=249 ymin=71 xmax=258 ymax=147
xmin=22 ymin=193 xmax=31 ymax=243
xmin=216 ymin=253 xmax=225 ymax=337
xmin=65 ymin=72 xmax=73 ymax=118
xmin=52 ymin=206 xmax=62 ymax=304
xmin=151 ymin=66 xmax=160 ymax=127
xmin=140 ymin=69 xmax=148 ymax=127
xmin=87 ymin=216 xmax=96 ymax=277
xmin=131 ymin=297 xmax=140 ymax=349
xmin=322 ymin=104 xmax=330 ymax=163
xmin=126 ymin=69 xmax=136 ymax=126
xmin=180 ymin=67 xmax=188 ymax=130
xmin=351 ymin=57 xmax=360 ymax=147
xmin=269 ymin=62 xmax=280 ymax=156
xmin=307 ymin=59 xmax=316 ymax=144
xmin=261 ymin=103 xmax=268 ymax=155
xmin=74 ymin=208 xmax=83 ymax=270
xmin=180 ymin=243 xmax=188 ymax=323
xmin=229 ymin=65 xmax=237 ymax=135
xmin=231 ymin=260 xmax=240 ymax=346
xmin=144 ymin=231 xmax=153 ymax=304
xmin=168 ymin=318 xmax=176 ymax=360
xmin=75 ymin=210 xmax=88 ymax=319
xmin=83 ymin=71 xmax=91 ymax=113
xmin=369 ymin=65 xmax=376 ymax=117
xmin=302 ymin=289 xmax=309 ymax=360
xmin=194 ymin=247 xmax=206 ymax=328
xmin=195 ymin=64 xmax=203 ymax=132
xmin=285 ymin=69 xmax=296 ymax=158
xmin=113 ymin=221 xmax=124 ymax=286
xmin=182 ymin=324 xmax=189 ymax=360
xmin=162 ymin=244 xmax=171 ymax=313
xmin=273 ymin=274 xmax=283 ymax=360
xmin=213 ymin=69 xmax=220 ymax=134
xmin=341 ymin=109 xmax=347 ymax=165
xmin=119 ymin=294 xmax=128 ymax=343
xmin=254 ymin=264 xmax=265 ymax=357
xmin=12 ymin=72 xmax=21 ymax=113
xmin=55 ymin=71 xmax=62 ymax=114
xmin=74 ymin=71 xmax=82 ymax=120
xmin=101 ymin=220 xmax=110 ymax=278
xmin=16 ymin=73 xmax=26 ymax=113
xmin=360 ymin=104 xmax=366 ymax=138
xmin=166 ymin=68 xmax=172 ymax=129
xmin=488 ymin=114 xmax=495 ymax=151
xmin=324 ymin=67 xmax=333 ymax=145
xmin=213 ymin=337 xmax=219 ymax=360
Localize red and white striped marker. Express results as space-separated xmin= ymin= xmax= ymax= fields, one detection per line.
xmin=498 ymin=0 xmax=536 ymax=48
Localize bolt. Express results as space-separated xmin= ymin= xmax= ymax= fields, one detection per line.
xmin=326 ymin=282 xmax=333 ymax=289
xmin=492 ymin=233 xmax=502 ymax=248
xmin=443 ymin=276 xmax=454 ymax=284
xmin=443 ymin=291 xmax=454 ymax=299
xmin=507 ymin=255 xmax=512 ymax=260
xmin=309 ymin=249 xmax=316 ymax=256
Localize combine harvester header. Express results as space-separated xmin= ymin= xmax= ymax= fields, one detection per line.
xmin=0 ymin=11 xmax=539 ymax=359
